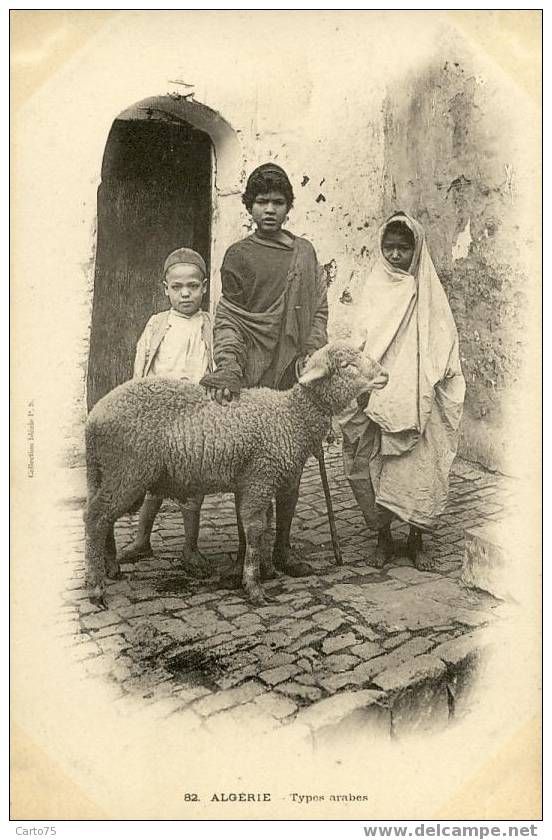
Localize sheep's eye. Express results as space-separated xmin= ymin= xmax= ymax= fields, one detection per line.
xmin=340 ymin=362 xmax=358 ymax=371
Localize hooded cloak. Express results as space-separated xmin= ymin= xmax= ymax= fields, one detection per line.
xmin=340 ymin=212 xmax=465 ymax=529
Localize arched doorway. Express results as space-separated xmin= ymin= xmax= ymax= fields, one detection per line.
xmin=86 ymin=96 xmax=242 ymax=411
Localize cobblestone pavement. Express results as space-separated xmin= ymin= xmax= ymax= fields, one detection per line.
xmin=62 ymin=446 xmax=517 ymax=740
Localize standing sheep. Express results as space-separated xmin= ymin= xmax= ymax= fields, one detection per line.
xmin=84 ymin=342 xmax=388 ymax=606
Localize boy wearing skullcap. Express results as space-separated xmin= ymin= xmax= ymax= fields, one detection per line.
xmin=120 ymin=247 xmax=212 ymax=576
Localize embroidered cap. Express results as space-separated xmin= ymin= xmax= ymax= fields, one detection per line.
xmin=164 ymin=248 xmax=207 ymax=278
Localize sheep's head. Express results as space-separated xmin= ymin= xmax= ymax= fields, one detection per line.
xmin=298 ymin=342 xmax=388 ymax=412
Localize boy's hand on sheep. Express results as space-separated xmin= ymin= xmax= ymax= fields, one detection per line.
xmin=206 ymin=386 xmax=236 ymax=404
xmin=295 ymin=355 xmax=311 ymax=380
xmin=200 ymin=369 xmax=242 ymax=403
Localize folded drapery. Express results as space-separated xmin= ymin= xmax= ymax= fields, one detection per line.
xmin=340 ymin=212 xmax=466 ymax=529
xmin=200 ymin=235 xmax=328 ymax=394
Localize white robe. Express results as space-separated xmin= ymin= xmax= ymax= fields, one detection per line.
xmin=340 ymin=213 xmax=466 ymax=529
xmin=150 ymin=309 xmax=209 ymax=383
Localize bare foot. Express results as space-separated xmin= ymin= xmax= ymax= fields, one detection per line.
xmin=219 ymin=573 xmax=242 ymax=590
xmin=106 ymin=554 xmax=121 ymax=579
xmin=283 ymin=561 xmax=313 ymax=577
xmin=414 ymin=551 xmax=435 ymax=571
xmin=273 ymin=546 xmax=313 ymax=577
xmin=407 ymin=527 xmax=422 ymax=563
xmin=369 ymin=526 xmax=394 ymax=568
xmin=407 ymin=527 xmax=434 ymax=570
xmin=369 ymin=545 xmax=387 ymax=569
xmin=118 ymin=541 xmax=153 ymax=562
xmin=261 ymin=559 xmax=279 ymax=580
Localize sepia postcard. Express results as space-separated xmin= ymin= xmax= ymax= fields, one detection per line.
xmin=10 ymin=9 xmax=542 ymax=823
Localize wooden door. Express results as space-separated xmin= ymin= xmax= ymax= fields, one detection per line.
xmin=87 ymin=116 xmax=212 ymax=409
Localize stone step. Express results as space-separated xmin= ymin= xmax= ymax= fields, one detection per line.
xmin=462 ymin=523 xmax=515 ymax=601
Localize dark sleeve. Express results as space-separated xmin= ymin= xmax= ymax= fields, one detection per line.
xmin=212 ymin=312 xmax=246 ymax=380
xmin=220 ymin=245 xmax=251 ymax=308
xmin=305 ymin=248 xmax=329 ymax=354
xmin=220 ymin=266 xmax=242 ymax=307
xmin=211 ymin=246 xmax=249 ymax=380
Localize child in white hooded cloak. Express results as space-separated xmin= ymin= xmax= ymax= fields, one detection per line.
xmin=340 ymin=212 xmax=466 ymax=568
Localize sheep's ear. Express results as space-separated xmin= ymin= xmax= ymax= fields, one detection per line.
xmin=298 ymin=361 xmax=329 ymax=385
xmin=357 ymin=339 xmax=366 ymax=353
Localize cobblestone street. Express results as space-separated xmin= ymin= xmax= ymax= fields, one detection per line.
xmin=62 ymin=445 xmax=516 ymax=742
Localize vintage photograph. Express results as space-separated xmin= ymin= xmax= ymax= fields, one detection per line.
xmin=11 ymin=10 xmax=541 ymax=822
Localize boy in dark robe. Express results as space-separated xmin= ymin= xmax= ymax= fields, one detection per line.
xmin=201 ymin=163 xmax=328 ymax=576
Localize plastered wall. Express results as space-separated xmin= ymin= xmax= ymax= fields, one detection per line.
xmin=13 ymin=12 xmax=539 ymax=474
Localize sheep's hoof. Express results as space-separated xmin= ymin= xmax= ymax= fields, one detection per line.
xmin=181 ymin=549 xmax=211 ymax=579
xmin=244 ymin=584 xmax=267 ymax=606
xmin=89 ymin=588 xmax=107 ymax=610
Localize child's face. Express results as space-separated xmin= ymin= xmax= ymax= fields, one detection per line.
xmin=250 ymin=191 xmax=289 ymax=235
xmin=164 ymin=264 xmax=206 ymax=315
xmin=382 ymin=231 xmax=415 ymax=272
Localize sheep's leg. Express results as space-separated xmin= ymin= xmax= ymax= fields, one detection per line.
xmin=273 ymin=476 xmax=313 ymax=577
xmin=272 ymin=481 xmax=299 ymax=569
xmin=118 ymin=494 xmax=161 ymax=561
xmin=235 ymin=494 xmax=246 ymax=564
xmin=242 ymin=518 xmax=266 ymax=604
xmin=180 ymin=499 xmax=210 ymax=579
xmin=105 ymin=525 xmax=120 ymax=579
xmin=84 ymin=497 xmax=112 ymax=609
xmin=235 ymin=495 xmax=277 ymax=582
xmin=260 ymin=501 xmax=278 ymax=580
xmin=239 ymin=497 xmax=270 ymax=605
xmin=85 ymin=482 xmax=148 ymax=608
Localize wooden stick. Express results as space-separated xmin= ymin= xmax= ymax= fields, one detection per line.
xmin=318 ymin=449 xmax=343 ymax=566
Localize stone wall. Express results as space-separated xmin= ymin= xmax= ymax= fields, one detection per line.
xmin=379 ymin=40 xmax=539 ymax=470
xmin=12 ymin=12 xmax=538 ymax=476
